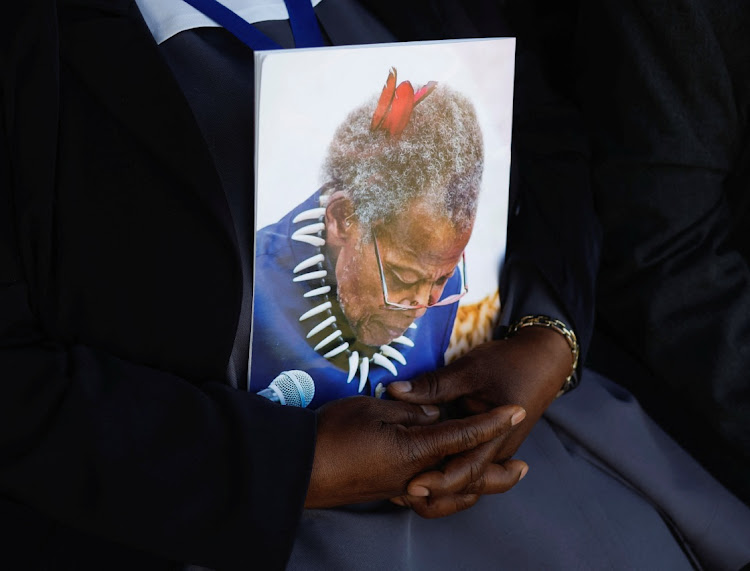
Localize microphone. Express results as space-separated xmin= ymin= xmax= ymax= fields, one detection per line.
xmin=257 ymin=370 xmax=315 ymax=407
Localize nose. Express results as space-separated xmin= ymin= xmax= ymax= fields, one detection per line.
xmin=410 ymin=303 xmax=428 ymax=319
xmin=396 ymin=282 xmax=438 ymax=311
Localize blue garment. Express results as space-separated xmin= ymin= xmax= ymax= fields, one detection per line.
xmin=250 ymin=190 xmax=460 ymax=407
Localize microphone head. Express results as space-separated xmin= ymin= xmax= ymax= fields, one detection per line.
xmin=270 ymin=370 xmax=315 ymax=407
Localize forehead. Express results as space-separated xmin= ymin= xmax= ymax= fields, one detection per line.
xmin=374 ymin=199 xmax=470 ymax=270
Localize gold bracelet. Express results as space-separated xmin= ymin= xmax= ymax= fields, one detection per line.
xmin=507 ymin=315 xmax=579 ymax=395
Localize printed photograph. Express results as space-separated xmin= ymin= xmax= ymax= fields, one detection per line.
xmin=250 ymin=39 xmax=515 ymax=407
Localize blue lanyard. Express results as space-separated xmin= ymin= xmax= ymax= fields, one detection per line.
xmin=180 ymin=0 xmax=325 ymax=50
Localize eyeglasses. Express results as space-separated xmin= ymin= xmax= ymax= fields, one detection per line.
xmin=372 ymin=231 xmax=468 ymax=311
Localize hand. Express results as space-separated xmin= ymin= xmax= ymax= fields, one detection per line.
xmin=387 ymin=326 xmax=572 ymax=514
xmin=389 ymin=413 xmax=529 ymax=518
xmin=304 ymin=395 xmax=526 ymax=510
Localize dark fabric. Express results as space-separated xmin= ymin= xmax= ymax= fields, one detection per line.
xmin=1 ymin=1 xmax=315 ymax=569
xmin=288 ymin=370 xmax=750 ymax=571
xmin=576 ymin=0 xmax=750 ymax=504
xmin=159 ymin=28 xmax=256 ymax=388
xmin=0 ymin=0 xmax=599 ymax=568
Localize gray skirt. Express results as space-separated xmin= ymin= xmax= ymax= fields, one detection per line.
xmin=288 ymin=370 xmax=750 ymax=570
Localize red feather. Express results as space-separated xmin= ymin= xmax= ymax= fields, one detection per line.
xmin=382 ymin=81 xmax=415 ymax=138
xmin=370 ymin=68 xmax=438 ymax=138
xmin=414 ymin=81 xmax=437 ymax=106
xmin=370 ymin=67 xmax=397 ymax=131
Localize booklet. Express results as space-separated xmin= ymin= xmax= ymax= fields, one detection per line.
xmin=250 ymin=38 xmax=515 ymax=408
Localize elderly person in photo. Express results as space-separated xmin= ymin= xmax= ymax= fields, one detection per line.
xmin=251 ymin=77 xmax=483 ymax=407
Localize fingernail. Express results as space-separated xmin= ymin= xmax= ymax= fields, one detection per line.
xmin=390 ymin=381 xmax=412 ymax=393
xmin=420 ymin=405 xmax=439 ymax=417
xmin=511 ymin=408 xmax=527 ymax=426
xmin=519 ymin=465 xmax=529 ymax=481
xmin=410 ymin=485 xmax=430 ymax=497
xmin=391 ymin=497 xmax=407 ymax=507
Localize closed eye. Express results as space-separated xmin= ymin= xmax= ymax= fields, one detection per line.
xmin=388 ymin=269 xmax=419 ymax=288
xmin=389 ymin=267 xmax=455 ymax=289
xmin=434 ymin=268 xmax=456 ymax=287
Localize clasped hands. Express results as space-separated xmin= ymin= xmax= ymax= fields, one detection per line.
xmin=305 ymin=326 xmax=571 ymax=518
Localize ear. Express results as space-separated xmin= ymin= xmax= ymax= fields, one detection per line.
xmin=325 ymin=192 xmax=357 ymax=247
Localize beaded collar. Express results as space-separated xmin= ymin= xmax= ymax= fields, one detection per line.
xmin=290 ymin=197 xmax=417 ymax=397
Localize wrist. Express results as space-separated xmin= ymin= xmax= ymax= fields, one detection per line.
xmin=506 ymin=315 xmax=579 ymax=396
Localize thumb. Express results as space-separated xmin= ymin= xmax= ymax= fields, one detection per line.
xmin=387 ymin=369 xmax=468 ymax=405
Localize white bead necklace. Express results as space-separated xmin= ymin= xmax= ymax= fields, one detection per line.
xmin=290 ymin=204 xmax=416 ymax=396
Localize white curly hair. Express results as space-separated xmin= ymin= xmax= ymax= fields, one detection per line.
xmin=322 ymin=84 xmax=484 ymax=239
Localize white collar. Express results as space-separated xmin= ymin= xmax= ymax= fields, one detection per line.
xmin=291 ymin=203 xmax=417 ymax=396
xmin=134 ymin=0 xmax=325 ymax=45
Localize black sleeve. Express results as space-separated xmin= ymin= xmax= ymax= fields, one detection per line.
xmin=500 ymin=0 xmax=602 ymax=368
xmin=1 ymin=4 xmax=315 ymax=569
xmin=576 ymin=0 xmax=750 ymax=500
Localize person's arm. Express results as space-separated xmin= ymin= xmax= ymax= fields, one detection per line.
xmin=576 ymin=0 xmax=750 ymax=500
xmin=1 ymin=85 xmax=315 ymax=565
xmin=0 ymin=281 xmax=316 ymax=570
